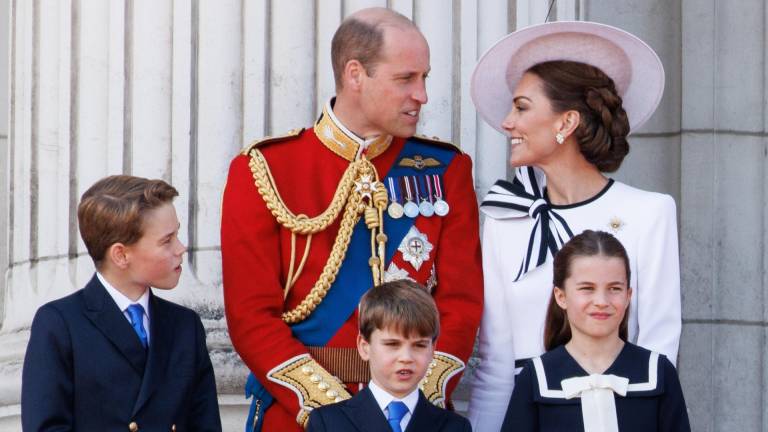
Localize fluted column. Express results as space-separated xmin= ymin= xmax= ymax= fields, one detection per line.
xmin=1 ymin=0 xmax=566 ymax=428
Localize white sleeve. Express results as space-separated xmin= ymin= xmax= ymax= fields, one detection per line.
xmin=467 ymin=218 xmax=516 ymax=432
xmin=635 ymin=194 xmax=681 ymax=365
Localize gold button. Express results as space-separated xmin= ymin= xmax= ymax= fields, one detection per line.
xmin=128 ymin=422 xmax=138 ymax=432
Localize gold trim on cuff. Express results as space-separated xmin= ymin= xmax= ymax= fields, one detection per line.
xmin=267 ymin=354 xmax=352 ymax=426
xmin=419 ymin=351 xmax=466 ymax=408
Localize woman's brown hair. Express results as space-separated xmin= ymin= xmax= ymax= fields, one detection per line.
xmin=543 ymin=230 xmax=631 ymax=351
xmin=527 ymin=60 xmax=631 ymax=173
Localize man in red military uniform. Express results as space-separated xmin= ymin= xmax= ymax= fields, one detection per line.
xmin=221 ymin=7 xmax=483 ymax=431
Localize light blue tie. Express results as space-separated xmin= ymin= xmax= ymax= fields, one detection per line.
xmin=126 ymin=304 xmax=148 ymax=349
xmin=386 ymin=401 xmax=408 ymax=432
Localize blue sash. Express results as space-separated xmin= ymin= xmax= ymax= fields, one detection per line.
xmin=245 ymin=139 xmax=457 ymax=431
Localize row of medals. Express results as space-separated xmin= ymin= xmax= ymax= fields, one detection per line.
xmin=386 ymin=178 xmax=449 ymax=219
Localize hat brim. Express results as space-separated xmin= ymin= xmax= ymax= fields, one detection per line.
xmin=470 ymin=21 xmax=665 ymax=134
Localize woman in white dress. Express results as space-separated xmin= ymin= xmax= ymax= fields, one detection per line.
xmin=466 ymin=21 xmax=681 ymax=432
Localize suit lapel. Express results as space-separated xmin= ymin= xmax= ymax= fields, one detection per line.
xmin=82 ymin=275 xmax=147 ymax=375
xmin=132 ymin=291 xmax=172 ymax=416
xmin=341 ymin=387 xmax=392 ymax=432
xmin=405 ymin=392 xmax=448 ymax=432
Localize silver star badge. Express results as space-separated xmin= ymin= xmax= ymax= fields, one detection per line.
xmin=384 ymin=262 xmax=415 ymax=283
xmin=354 ymin=175 xmax=378 ymax=200
xmin=398 ymin=226 xmax=433 ymax=271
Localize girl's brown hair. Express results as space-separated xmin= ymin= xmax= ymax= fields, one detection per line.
xmin=527 ymin=60 xmax=631 ymax=173
xmin=543 ymin=230 xmax=631 ymax=351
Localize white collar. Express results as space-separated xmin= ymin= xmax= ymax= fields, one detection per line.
xmin=97 ymin=272 xmax=151 ymax=318
xmin=367 ymin=380 xmax=419 ymax=416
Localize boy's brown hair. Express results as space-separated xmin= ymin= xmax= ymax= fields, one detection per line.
xmin=77 ymin=175 xmax=178 ymax=267
xmin=358 ymin=280 xmax=439 ymax=341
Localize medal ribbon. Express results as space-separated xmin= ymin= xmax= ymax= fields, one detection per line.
xmin=403 ymin=176 xmax=414 ymax=203
xmin=432 ymin=174 xmax=444 ymax=200
xmin=425 ymin=175 xmax=434 ymax=203
xmin=388 ymin=177 xmax=400 ymax=204
xmin=411 ymin=176 xmax=421 ymax=202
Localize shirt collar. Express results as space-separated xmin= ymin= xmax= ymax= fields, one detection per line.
xmin=97 ymin=272 xmax=151 ymax=318
xmin=314 ymin=98 xmax=392 ymax=162
xmin=367 ymin=380 xmax=419 ymax=416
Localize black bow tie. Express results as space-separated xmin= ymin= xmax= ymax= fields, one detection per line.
xmin=480 ymin=166 xmax=574 ymax=281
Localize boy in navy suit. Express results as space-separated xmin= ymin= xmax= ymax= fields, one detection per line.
xmin=307 ymin=280 xmax=471 ymax=432
xmin=21 ymin=175 xmax=222 ymax=431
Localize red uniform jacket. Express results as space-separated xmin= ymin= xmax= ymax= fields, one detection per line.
xmin=222 ymin=119 xmax=483 ymax=431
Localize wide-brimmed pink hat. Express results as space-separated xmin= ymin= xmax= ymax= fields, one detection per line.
xmin=471 ymin=21 xmax=664 ymax=134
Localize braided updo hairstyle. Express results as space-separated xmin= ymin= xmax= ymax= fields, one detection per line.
xmin=527 ymin=61 xmax=630 ymax=172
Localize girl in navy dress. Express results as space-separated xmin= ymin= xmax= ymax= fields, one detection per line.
xmin=501 ymin=230 xmax=689 ymax=432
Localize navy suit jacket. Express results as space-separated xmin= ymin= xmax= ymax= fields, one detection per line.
xmin=21 ymin=274 xmax=222 ymax=431
xmin=307 ymin=386 xmax=472 ymax=432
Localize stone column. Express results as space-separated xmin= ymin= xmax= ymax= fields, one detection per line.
xmin=680 ymin=1 xmax=768 ymax=431
xmin=0 ymin=0 xmax=552 ymax=428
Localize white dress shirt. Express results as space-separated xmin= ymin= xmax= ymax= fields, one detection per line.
xmin=97 ymin=272 xmax=151 ymax=346
xmin=368 ymin=380 xmax=420 ymax=431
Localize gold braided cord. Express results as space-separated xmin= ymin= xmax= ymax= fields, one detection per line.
xmin=284 ymin=232 xmax=313 ymax=298
xmin=248 ymin=148 xmax=385 ymax=324
xmin=281 ymin=193 xmax=361 ymax=323
xmin=249 ymin=148 xmax=357 ymax=235
xmin=283 ymin=231 xmax=313 ymax=299
xmin=291 ymin=234 xmax=312 ymax=288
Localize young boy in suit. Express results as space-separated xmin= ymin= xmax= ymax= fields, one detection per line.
xmin=307 ymin=280 xmax=471 ymax=432
xmin=21 ymin=175 xmax=222 ymax=431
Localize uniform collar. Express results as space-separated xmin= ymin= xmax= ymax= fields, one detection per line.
xmin=314 ymin=99 xmax=392 ymax=162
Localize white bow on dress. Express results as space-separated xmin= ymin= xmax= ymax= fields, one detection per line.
xmin=560 ymin=374 xmax=629 ymax=432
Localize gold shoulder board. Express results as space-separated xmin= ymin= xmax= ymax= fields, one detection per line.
xmin=241 ymin=128 xmax=304 ymax=155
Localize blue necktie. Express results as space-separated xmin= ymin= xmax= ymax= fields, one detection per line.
xmin=126 ymin=304 xmax=148 ymax=349
xmin=386 ymin=401 xmax=408 ymax=432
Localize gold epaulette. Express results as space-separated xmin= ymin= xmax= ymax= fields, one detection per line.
xmin=240 ymin=128 xmax=304 ymax=155
xmin=411 ymin=134 xmax=463 ymax=154
xmin=419 ymin=351 xmax=466 ymax=408
xmin=267 ymin=354 xmax=352 ymax=428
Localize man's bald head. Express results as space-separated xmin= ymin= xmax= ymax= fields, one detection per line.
xmin=331 ymin=7 xmax=421 ymax=90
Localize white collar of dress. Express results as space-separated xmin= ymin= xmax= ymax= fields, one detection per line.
xmin=479 ymin=166 xmax=614 ymax=282
xmin=528 ymin=344 xmax=664 ymax=402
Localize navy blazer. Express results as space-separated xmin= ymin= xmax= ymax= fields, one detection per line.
xmin=21 ymin=274 xmax=222 ymax=431
xmin=307 ymin=386 xmax=471 ymax=432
